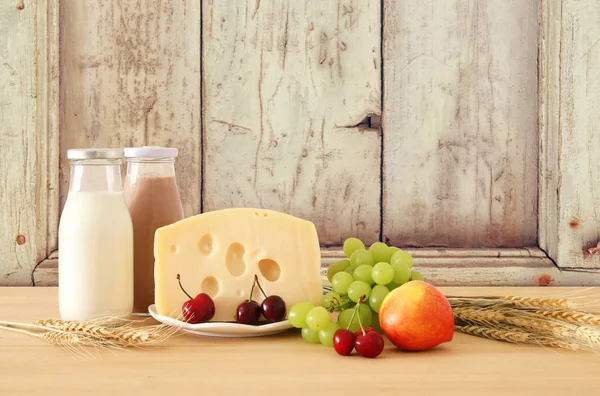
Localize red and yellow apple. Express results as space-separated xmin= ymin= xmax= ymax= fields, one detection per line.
xmin=378 ymin=280 xmax=454 ymax=351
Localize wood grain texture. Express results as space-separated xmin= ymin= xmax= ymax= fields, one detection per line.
xmin=202 ymin=0 xmax=382 ymax=245
xmin=383 ymin=0 xmax=539 ymax=248
xmin=0 ymin=1 xmax=59 ymax=285
xmin=38 ymin=247 xmax=600 ymax=287
xmin=59 ymin=0 xmax=201 ymax=217
xmin=2 ymin=287 xmax=600 ymax=395
xmin=539 ymin=0 xmax=600 ymax=268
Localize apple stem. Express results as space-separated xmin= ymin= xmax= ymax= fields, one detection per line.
xmin=176 ymin=274 xmax=194 ymax=300
xmin=254 ymin=274 xmax=268 ymax=299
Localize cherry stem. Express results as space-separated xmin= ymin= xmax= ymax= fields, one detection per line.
xmin=357 ymin=295 xmax=366 ymax=336
xmin=176 ymin=274 xmax=193 ymax=300
xmin=248 ymin=276 xmax=258 ymax=301
xmin=254 ymin=274 xmax=268 ymax=299
xmin=346 ymin=299 xmax=361 ymax=331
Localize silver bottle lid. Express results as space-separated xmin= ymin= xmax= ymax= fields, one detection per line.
xmin=66 ymin=148 xmax=124 ymax=160
xmin=123 ymin=146 xmax=179 ymax=158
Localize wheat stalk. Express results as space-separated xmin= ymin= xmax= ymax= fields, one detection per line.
xmin=0 ymin=315 xmax=181 ymax=356
xmin=34 ymin=318 xmax=173 ymax=346
xmin=455 ymin=325 xmax=531 ymax=344
xmin=501 ymin=296 xmax=573 ymax=309
xmin=452 ymin=307 xmax=506 ymax=326
xmin=535 ymin=310 xmax=600 ymax=327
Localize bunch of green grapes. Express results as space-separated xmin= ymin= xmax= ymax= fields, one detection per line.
xmin=288 ymin=237 xmax=423 ymax=347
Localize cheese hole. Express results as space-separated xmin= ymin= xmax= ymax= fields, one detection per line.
xmin=258 ymin=259 xmax=280 ymax=282
xmin=169 ymin=244 xmax=179 ymax=253
xmin=201 ymin=276 xmax=219 ymax=298
xmin=226 ymin=243 xmax=246 ymax=277
xmin=236 ymin=289 xmax=244 ymax=298
xmin=263 ymin=213 xmax=268 ymax=217
xmin=198 ymin=234 xmax=215 ymax=256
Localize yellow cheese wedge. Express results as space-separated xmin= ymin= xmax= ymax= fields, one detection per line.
xmin=153 ymin=208 xmax=324 ymax=322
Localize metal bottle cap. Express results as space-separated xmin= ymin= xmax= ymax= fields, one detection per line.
xmin=66 ymin=148 xmax=125 ymax=160
xmin=123 ymin=146 xmax=179 ymax=158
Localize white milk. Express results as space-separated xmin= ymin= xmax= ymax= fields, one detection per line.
xmin=58 ymin=191 xmax=134 ymax=321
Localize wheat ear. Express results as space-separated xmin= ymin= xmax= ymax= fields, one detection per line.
xmin=501 ymin=296 xmax=573 ymax=309
xmin=535 ymin=310 xmax=600 ymax=327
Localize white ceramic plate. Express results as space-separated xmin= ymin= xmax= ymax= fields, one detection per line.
xmin=148 ymin=304 xmax=294 ymax=338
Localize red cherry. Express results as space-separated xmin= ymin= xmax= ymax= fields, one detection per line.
xmin=333 ymin=329 xmax=355 ymax=356
xmin=177 ymin=274 xmax=215 ymax=324
xmin=182 ymin=293 xmax=215 ymax=324
xmin=236 ymin=300 xmax=262 ymax=325
xmin=355 ymin=331 xmax=384 ymax=358
xmin=261 ymin=295 xmax=286 ymax=322
xmin=354 ymin=326 xmax=376 ymax=337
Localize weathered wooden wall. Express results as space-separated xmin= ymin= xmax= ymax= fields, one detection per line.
xmin=59 ymin=0 xmax=202 ymax=217
xmin=539 ymin=0 xmax=600 ymax=269
xmin=202 ymin=0 xmax=382 ymax=246
xmin=2 ymin=0 xmax=600 ymax=286
xmin=382 ymin=0 xmax=539 ymax=248
xmin=0 ymin=1 xmax=58 ymax=285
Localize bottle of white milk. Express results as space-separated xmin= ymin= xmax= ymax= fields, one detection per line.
xmin=58 ymin=149 xmax=134 ymax=321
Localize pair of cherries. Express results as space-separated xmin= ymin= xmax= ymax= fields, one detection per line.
xmin=333 ymin=326 xmax=384 ymax=358
xmin=332 ymin=297 xmax=384 ymax=358
xmin=236 ymin=275 xmax=286 ymax=325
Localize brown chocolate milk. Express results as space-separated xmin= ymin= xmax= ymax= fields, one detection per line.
xmin=124 ymin=175 xmax=183 ymax=313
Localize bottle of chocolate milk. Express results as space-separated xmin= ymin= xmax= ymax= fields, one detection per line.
xmin=123 ymin=146 xmax=184 ymax=314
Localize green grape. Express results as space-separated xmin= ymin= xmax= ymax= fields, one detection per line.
xmin=369 ymin=242 xmax=391 ymax=263
xmin=358 ymin=303 xmax=373 ymax=327
xmin=343 ymin=266 xmax=354 ymax=274
xmin=388 ymin=246 xmax=401 ymax=258
xmin=322 ymin=291 xmax=341 ymax=309
xmin=343 ymin=237 xmax=365 ymax=258
xmin=338 ymin=304 xmax=373 ymax=333
xmin=391 ymin=249 xmax=413 ymax=269
xmin=338 ymin=309 xmax=360 ymax=332
xmin=306 ymin=306 xmax=331 ymax=331
xmin=288 ymin=301 xmax=315 ymax=328
xmin=318 ymin=322 xmax=341 ymax=347
xmin=410 ymin=270 xmax=424 ymax=281
xmin=391 ymin=261 xmax=411 ymax=284
xmin=368 ymin=285 xmax=389 ymax=313
xmin=372 ymin=262 xmax=394 ymax=285
xmin=349 ymin=249 xmax=374 ymax=270
xmin=327 ymin=259 xmax=350 ymax=282
xmin=331 ymin=272 xmax=354 ymax=295
xmin=348 ymin=280 xmax=371 ymax=303
xmin=386 ymin=281 xmax=401 ymax=290
xmin=352 ymin=264 xmax=374 ymax=285
xmin=301 ymin=327 xmax=320 ymax=344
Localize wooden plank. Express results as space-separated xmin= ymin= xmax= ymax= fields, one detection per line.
xmin=38 ymin=247 xmax=600 ymax=287
xmin=383 ymin=0 xmax=539 ymax=248
xmin=3 ymin=288 xmax=600 ymax=395
xmin=59 ymin=0 xmax=201 ymax=217
xmin=202 ymin=0 xmax=382 ymax=246
xmin=538 ymin=0 xmax=561 ymax=264
xmin=539 ymin=0 xmax=600 ymax=269
xmin=0 ymin=1 xmax=59 ymax=285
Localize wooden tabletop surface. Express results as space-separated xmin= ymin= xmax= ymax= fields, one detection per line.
xmin=1 ymin=286 xmax=599 ymax=395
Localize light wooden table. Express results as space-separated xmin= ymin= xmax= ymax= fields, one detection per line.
xmin=1 ymin=287 xmax=599 ymax=395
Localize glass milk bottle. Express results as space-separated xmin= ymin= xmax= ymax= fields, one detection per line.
xmin=58 ymin=149 xmax=134 ymax=321
xmin=123 ymin=146 xmax=184 ymax=314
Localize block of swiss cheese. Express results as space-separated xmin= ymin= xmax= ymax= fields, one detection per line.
xmin=153 ymin=208 xmax=324 ymax=322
